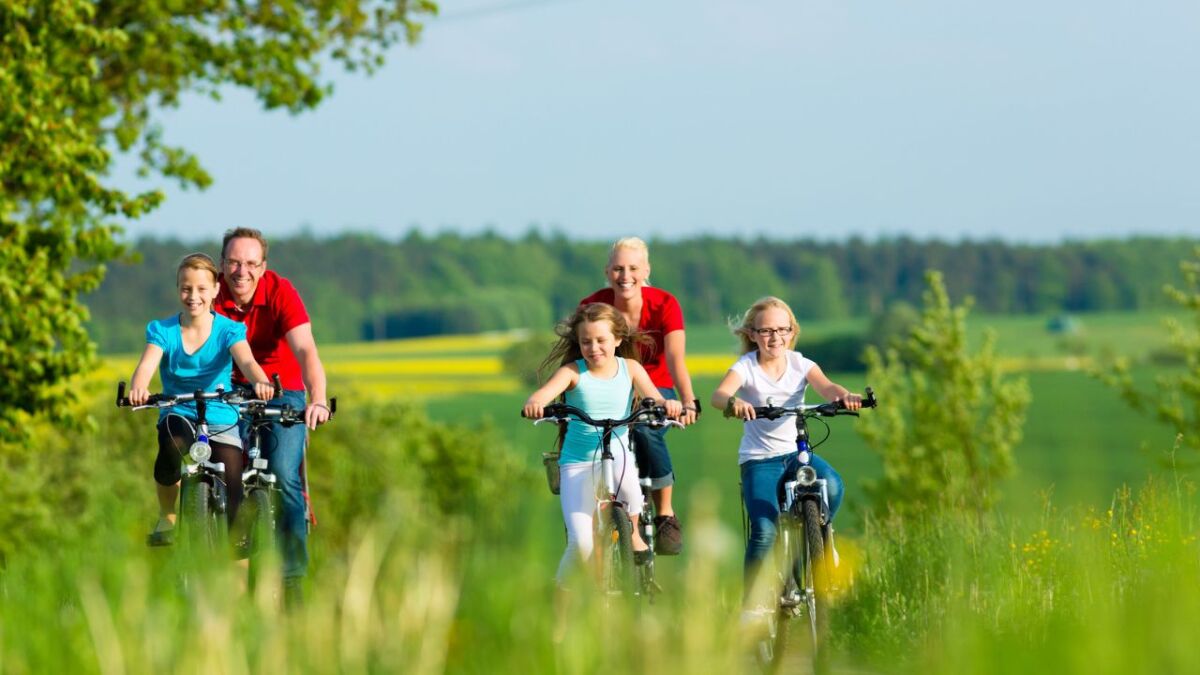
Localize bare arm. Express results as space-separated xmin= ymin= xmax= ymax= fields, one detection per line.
xmin=664 ymin=329 xmax=698 ymax=424
xmin=230 ymin=341 xmax=276 ymax=401
xmin=128 ymin=344 xmax=165 ymax=405
xmin=806 ymin=364 xmax=862 ymax=411
xmin=711 ymin=369 xmax=756 ymax=420
xmin=284 ymin=322 xmax=329 ymax=429
xmin=629 ymin=360 xmax=683 ymax=419
xmin=522 ymin=365 xmax=579 ymax=419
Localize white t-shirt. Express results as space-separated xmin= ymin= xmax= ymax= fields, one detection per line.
xmin=729 ymin=350 xmax=817 ymax=464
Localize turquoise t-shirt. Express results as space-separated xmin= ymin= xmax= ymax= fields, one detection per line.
xmin=146 ymin=312 xmax=247 ymax=432
xmin=560 ymin=358 xmax=634 ymax=465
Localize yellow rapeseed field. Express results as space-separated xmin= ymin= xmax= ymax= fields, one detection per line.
xmin=100 ymin=331 xmax=1085 ymax=401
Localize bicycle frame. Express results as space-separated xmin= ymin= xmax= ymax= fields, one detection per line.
xmin=530 ymin=400 xmax=681 ymax=598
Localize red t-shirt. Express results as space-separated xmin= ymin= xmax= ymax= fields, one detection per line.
xmin=579 ymin=286 xmax=685 ymax=389
xmin=214 ymin=270 xmax=310 ymax=391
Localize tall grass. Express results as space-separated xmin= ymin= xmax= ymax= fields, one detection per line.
xmin=4 ymin=378 xmax=1197 ymax=672
xmin=838 ymin=435 xmax=1200 ymax=674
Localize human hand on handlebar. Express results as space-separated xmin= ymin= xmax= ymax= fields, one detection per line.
xmin=661 ymin=398 xmax=684 ymax=420
xmin=726 ymin=396 xmax=757 ymax=421
xmin=252 ymin=380 xmax=275 ymax=403
xmin=522 ymin=398 xmax=547 ymax=420
xmin=304 ymin=401 xmax=331 ymax=430
xmin=129 ymin=385 xmax=152 ymax=407
xmin=835 ymin=393 xmax=863 ymax=412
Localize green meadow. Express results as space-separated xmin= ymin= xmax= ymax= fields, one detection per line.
xmin=2 ymin=309 xmax=1191 ymax=673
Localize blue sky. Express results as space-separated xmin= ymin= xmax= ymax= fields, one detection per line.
xmin=114 ymin=0 xmax=1200 ymax=243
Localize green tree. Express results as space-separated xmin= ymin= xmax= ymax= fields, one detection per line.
xmin=1099 ymin=246 xmax=1200 ymax=457
xmin=858 ymin=271 xmax=1030 ymax=517
xmin=0 ymin=0 xmax=434 ymax=437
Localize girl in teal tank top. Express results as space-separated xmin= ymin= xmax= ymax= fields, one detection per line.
xmin=522 ymin=303 xmax=684 ymax=588
xmin=560 ymin=356 xmax=633 ymax=465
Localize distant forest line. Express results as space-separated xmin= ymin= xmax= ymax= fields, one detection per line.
xmin=86 ymin=232 xmax=1194 ymax=352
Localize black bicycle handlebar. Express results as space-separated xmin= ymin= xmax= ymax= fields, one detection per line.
xmin=115 ymin=381 xmax=257 ymax=409
xmin=524 ymin=397 xmax=675 ymax=429
xmin=752 ymin=387 xmax=878 ymax=420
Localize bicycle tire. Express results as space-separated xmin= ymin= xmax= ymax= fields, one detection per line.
xmin=248 ymin=488 xmax=278 ymax=583
xmin=181 ymin=478 xmax=213 ymax=553
xmin=802 ymin=499 xmax=830 ymax=656
xmin=598 ymin=503 xmax=635 ymax=596
xmin=758 ymin=520 xmax=801 ymax=673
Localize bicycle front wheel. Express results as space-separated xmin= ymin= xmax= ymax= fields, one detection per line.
xmin=180 ymin=478 xmax=215 ymax=554
xmin=597 ymin=503 xmax=635 ymax=596
xmin=802 ymin=499 xmax=831 ymax=656
xmin=247 ymin=488 xmax=278 ymax=584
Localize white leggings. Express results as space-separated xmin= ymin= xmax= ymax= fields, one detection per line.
xmin=556 ymin=446 xmax=644 ymax=584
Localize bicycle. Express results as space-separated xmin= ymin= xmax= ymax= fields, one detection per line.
xmin=529 ymin=398 xmax=682 ymax=598
xmin=116 ymin=381 xmax=257 ymax=555
xmin=747 ymin=388 xmax=877 ymax=672
xmin=234 ymin=389 xmax=336 ymax=583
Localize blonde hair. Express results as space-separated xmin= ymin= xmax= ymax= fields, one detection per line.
xmin=730 ymin=296 xmax=801 ymax=354
xmin=177 ymin=252 xmax=220 ymax=285
xmin=608 ymin=237 xmax=650 ymax=265
xmin=538 ymin=303 xmax=649 ymax=380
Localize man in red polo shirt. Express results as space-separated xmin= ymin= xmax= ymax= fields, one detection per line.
xmin=215 ymin=227 xmax=330 ymax=605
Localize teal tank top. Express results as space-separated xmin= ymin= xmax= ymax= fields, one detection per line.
xmin=560 ymin=357 xmax=633 ymax=465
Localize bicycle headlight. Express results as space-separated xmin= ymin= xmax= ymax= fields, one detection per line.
xmin=188 ymin=441 xmax=212 ymax=464
xmin=796 ymin=466 xmax=818 ymax=486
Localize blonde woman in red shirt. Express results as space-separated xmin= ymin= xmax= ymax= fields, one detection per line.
xmin=579 ymin=237 xmax=699 ymax=555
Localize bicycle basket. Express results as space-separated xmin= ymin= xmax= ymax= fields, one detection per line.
xmin=542 ymin=451 xmax=561 ymax=495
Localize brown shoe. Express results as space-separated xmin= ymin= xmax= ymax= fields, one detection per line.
xmin=654 ymin=514 xmax=683 ymax=555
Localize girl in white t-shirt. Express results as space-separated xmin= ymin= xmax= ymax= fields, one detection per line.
xmin=710 ymin=296 xmax=862 ymax=607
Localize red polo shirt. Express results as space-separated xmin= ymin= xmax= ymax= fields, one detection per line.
xmin=215 ymin=270 xmax=310 ymax=391
xmin=579 ymin=286 xmax=685 ymax=390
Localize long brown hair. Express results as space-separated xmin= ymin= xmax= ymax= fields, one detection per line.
xmin=537 ymin=303 xmax=649 ymax=381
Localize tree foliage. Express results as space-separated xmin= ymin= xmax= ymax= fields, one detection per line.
xmin=1099 ymin=246 xmax=1200 ymax=458
xmin=88 ymin=234 xmax=1192 ymax=351
xmin=0 ymin=0 xmax=434 ymax=437
xmin=858 ymin=271 xmax=1031 ymax=517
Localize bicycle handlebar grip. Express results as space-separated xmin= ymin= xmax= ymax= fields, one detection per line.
xmin=329 ymin=397 xmax=337 ymax=415
xmin=272 ymin=373 xmax=283 ymax=399
xmin=863 ymin=387 xmax=878 ymax=408
xmin=117 ymin=381 xmax=127 ymax=407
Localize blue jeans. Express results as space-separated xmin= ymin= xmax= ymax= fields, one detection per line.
xmin=741 ymin=452 xmax=842 ymax=598
xmin=629 ymin=387 xmax=677 ymax=490
xmin=242 ymin=388 xmax=309 ymax=579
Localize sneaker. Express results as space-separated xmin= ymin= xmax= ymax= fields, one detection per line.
xmin=146 ymin=529 xmax=174 ymax=547
xmin=634 ymin=548 xmax=654 ymax=566
xmin=653 ymin=514 xmax=683 ymax=555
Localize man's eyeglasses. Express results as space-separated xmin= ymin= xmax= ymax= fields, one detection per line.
xmin=755 ymin=326 xmax=794 ymax=337
xmin=224 ymin=259 xmax=264 ymax=271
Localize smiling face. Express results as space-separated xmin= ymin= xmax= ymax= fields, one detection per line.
xmin=753 ymin=306 xmax=797 ymax=359
xmin=605 ymin=246 xmax=650 ymax=303
xmin=577 ymin=319 xmax=622 ymax=371
xmin=222 ymin=236 xmax=267 ymax=305
xmin=177 ymin=267 xmax=219 ymax=318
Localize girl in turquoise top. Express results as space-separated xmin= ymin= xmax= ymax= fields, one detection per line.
xmin=128 ymin=253 xmax=274 ymax=546
xmin=523 ymin=303 xmax=683 ymax=587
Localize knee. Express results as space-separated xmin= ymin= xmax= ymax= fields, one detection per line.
xmin=747 ymin=517 xmax=778 ymax=553
xmin=153 ymin=446 xmax=181 ymax=486
xmin=824 ymin=472 xmax=844 ymax=516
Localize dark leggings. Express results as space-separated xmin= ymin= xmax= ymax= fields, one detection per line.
xmin=154 ymin=415 xmax=244 ymax=526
